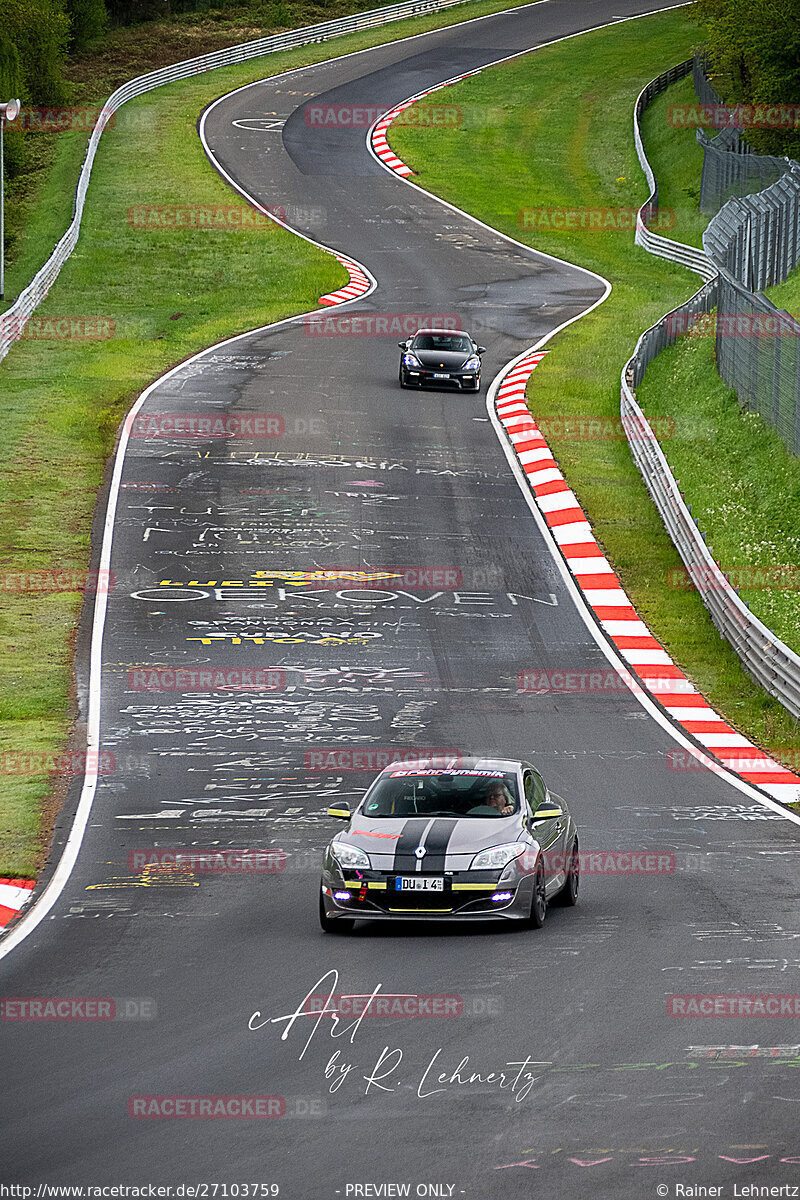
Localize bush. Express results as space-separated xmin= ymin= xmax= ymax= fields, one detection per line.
xmin=692 ymin=0 xmax=800 ymax=158
xmin=0 ymin=0 xmax=70 ymax=105
xmin=64 ymin=0 xmax=108 ymax=49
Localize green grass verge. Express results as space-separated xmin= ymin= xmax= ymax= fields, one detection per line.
xmin=3 ymin=132 xmax=92 ymax=302
xmin=639 ymin=72 xmax=709 ymax=250
xmin=0 ymin=0 xmax=533 ymax=877
xmin=389 ymin=10 xmax=800 ymax=772
xmin=766 ymin=264 xmax=800 ymax=316
xmin=636 ymin=333 xmax=800 ymax=655
xmin=2 ymin=0 xmax=528 ymax=310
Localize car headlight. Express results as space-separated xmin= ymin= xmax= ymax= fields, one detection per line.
xmin=330 ymin=841 xmax=370 ymax=870
xmin=403 ymin=352 xmax=422 ymax=368
xmin=462 ymin=355 xmax=480 ymax=371
xmin=470 ymin=841 xmax=529 ymax=871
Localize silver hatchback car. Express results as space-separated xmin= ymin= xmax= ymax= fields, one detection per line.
xmin=319 ymin=756 xmax=579 ymax=932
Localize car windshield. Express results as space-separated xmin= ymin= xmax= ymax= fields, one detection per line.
xmin=360 ymin=770 xmax=519 ymax=818
xmin=411 ymin=334 xmax=473 ymax=354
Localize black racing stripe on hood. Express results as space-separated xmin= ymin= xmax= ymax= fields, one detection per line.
xmin=419 ymin=818 xmax=459 ymax=873
xmin=393 ymin=818 xmax=432 ymax=872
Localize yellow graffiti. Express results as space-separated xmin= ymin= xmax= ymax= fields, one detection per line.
xmin=86 ymin=863 xmax=198 ymax=889
xmin=158 ymin=569 xmax=403 ymax=589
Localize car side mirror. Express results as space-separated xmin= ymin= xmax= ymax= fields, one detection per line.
xmin=327 ymin=802 xmax=351 ymax=820
xmin=398 ymin=341 xmax=408 ymax=349
xmin=476 ymin=346 xmax=486 ymax=355
xmin=532 ymin=807 xmax=564 ymax=821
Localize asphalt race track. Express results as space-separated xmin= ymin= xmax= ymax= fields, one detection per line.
xmin=3 ymin=1 xmax=800 ymax=1195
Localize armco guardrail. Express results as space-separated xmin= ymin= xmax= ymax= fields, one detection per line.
xmin=632 ymin=60 xmax=718 ymax=283
xmin=621 ymin=64 xmax=800 ymax=720
xmin=0 ymin=0 xmax=473 ymax=364
xmin=621 ymin=320 xmax=800 ymax=721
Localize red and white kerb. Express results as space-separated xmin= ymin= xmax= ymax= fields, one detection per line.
xmin=318 ymin=254 xmax=371 ymax=307
xmin=495 ymin=351 xmax=800 ymax=808
xmin=0 ymin=878 xmax=35 ymax=928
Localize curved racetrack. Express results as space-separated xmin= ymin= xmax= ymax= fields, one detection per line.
xmin=2 ymin=1 xmax=800 ymax=1194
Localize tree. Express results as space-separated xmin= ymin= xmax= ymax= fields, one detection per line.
xmin=64 ymin=0 xmax=108 ymax=50
xmin=105 ymin=0 xmax=169 ymax=24
xmin=0 ymin=0 xmax=70 ymax=105
xmin=0 ymin=30 xmax=23 ymax=187
xmin=692 ymin=0 xmax=800 ymax=156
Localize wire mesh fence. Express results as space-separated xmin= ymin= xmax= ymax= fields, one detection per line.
xmin=694 ymin=54 xmax=799 ymax=215
xmin=714 ymin=273 xmax=800 ymax=454
xmin=621 ymin=61 xmax=800 ymax=721
xmin=693 ymin=54 xmax=800 ymax=458
xmin=698 ymin=127 xmax=791 ymax=214
xmin=621 ymin=289 xmax=800 ymax=721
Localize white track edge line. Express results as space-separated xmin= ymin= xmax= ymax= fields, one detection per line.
xmin=0 ymin=145 xmax=387 ymax=965
xmin=2 ymin=0 xmax=776 ymax=962
xmin=363 ymin=8 xmax=800 ymax=826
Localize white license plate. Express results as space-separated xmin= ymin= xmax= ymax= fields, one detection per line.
xmin=433 ymin=372 xmax=449 ymax=379
xmin=396 ymin=876 xmax=444 ymax=892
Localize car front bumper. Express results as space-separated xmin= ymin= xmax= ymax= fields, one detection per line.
xmin=320 ymin=868 xmax=535 ymax=922
xmin=402 ymin=367 xmax=480 ymax=390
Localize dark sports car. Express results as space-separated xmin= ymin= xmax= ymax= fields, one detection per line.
xmin=398 ymin=328 xmax=485 ymax=391
xmin=319 ymin=756 xmax=579 ymax=931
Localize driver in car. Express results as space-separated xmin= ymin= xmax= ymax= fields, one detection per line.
xmin=485 ymin=781 xmax=514 ymax=816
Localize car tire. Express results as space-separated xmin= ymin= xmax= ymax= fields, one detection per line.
xmin=319 ymin=891 xmax=355 ymax=934
xmin=528 ymin=860 xmax=548 ymax=929
xmin=554 ymin=838 xmax=579 ymax=907
xmin=399 ymin=369 xmax=411 ymax=389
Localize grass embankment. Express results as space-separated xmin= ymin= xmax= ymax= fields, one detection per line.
xmin=2 ymin=0 xmax=522 ymax=308
xmin=389 ymin=11 xmax=800 ymax=771
xmin=639 ymin=72 xmax=709 ymax=250
xmin=0 ymin=0 xmax=531 ymax=878
xmin=767 ymin=267 xmax=800 ymax=315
